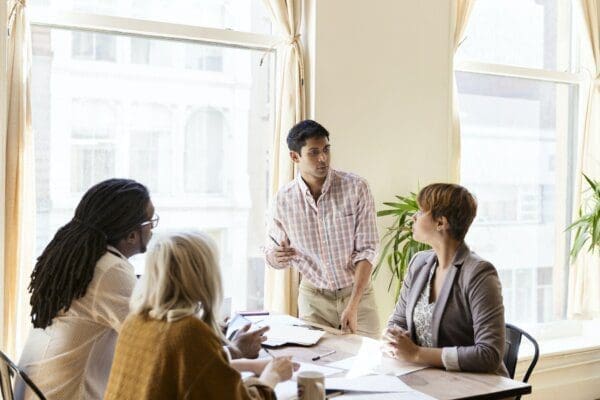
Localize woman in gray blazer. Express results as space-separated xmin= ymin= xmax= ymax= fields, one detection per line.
xmin=383 ymin=183 xmax=508 ymax=376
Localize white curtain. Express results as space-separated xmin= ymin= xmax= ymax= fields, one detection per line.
xmin=261 ymin=0 xmax=305 ymax=315
xmin=567 ymin=0 xmax=600 ymax=319
xmin=450 ymin=0 xmax=476 ymax=183
xmin=2 ymin=0 xmax=35 ymax=357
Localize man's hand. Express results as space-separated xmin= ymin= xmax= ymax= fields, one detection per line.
xmin=272 ymin=238 xmax=296 ymax=266
xmin=340 ymin=303 xmax=358 ymax=333
xmin=231 ymin=324 xmax=270 ymax=359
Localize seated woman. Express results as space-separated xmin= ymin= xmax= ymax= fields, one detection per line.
xmin=104 ymin=231 xmax=297 ymax=399
xmin=383 ymin=183 xmax=508 ymax=376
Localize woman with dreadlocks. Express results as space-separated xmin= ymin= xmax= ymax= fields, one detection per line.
xmin=16 ymin=178 xmax=157 ymax=400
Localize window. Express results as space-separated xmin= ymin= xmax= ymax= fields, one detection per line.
xmin=30 ymin=1 xmax=276 ymax=313
xmin=456 ymin=0 xmax=580 ymax=328
xmin=30 ymin=0 xmax=273 ymax=34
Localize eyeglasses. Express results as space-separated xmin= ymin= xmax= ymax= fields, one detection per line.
xmin=140 ymin=214 xmax=159 ymax=229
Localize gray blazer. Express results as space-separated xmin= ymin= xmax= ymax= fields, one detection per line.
xmin=387 ymin=243 xmax=508 ymax=376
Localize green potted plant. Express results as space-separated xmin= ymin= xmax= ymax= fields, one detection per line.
xmin=568 ymin=173 xmax=600 ymax=261
xmin=372 ymin=192 xmax=430 ymax=302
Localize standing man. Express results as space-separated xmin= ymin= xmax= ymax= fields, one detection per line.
xmin=264 ymin=120 xmax=380 ymax=338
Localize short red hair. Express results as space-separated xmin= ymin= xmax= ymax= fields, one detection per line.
xmin=417 ymin=183 xmax=477 ymax=241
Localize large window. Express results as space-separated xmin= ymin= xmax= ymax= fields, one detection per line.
xmin=456 ymin=0 xmax=581 ymax=329
xmin=30 ymin=0 xmax=275 ymax=314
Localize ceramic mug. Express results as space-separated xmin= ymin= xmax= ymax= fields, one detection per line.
xmin=297 ymin=370 xmax=325 ymax=400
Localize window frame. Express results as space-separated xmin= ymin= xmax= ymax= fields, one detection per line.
xmin=454 ymin=1 xmax=587 ymax=341
xmin=28 ymin=6 xmax=278 ymax=314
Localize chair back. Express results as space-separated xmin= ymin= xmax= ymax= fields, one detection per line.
xmin=0 ymin=351 xmax=45 ymax=400
xmin=504 ymin=323 xmax=539 ymax=384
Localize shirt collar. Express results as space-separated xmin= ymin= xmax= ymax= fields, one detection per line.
xmin=106 ymin=244 xmax=127 ymax=260
xmin=296 ymin=168 xmax=334 ymax=197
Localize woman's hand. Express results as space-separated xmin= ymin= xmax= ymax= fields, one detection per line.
xmin=259 ymin=356 xmax=300 ymax=388
xmin=381 ymin=326 xmax=420 ymax=362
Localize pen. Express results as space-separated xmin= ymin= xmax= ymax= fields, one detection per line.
xmin=263 ymin=347 xmax=275 ymax=358
xmin=269 ymin=235 xmax=280 ymax=246
xmin=311 ymin=349 xmax=336 ymax=361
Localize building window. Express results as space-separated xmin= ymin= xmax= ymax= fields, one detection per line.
xmin=129 ymin=104 xmax=173 ymax=194
xmin=456 ymin=0 xmax=579 ymax=326
xmin=185 ymin=109 xmax=225 ymax=194
xmin=185 ymin=45 xmax=224 ymax=72
xmin=72 ymin=32 xmax=116 ymax=61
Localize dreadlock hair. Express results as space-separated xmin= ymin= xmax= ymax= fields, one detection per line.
xmin=29 ymin=178 xmax=150 ymax=329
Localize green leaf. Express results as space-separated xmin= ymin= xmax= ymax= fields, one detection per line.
xmin=374 ymin=191 xmax=431 ymax=303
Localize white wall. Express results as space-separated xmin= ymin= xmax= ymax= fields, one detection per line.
xmin=305 ymin=0 xmax=454 ymax=325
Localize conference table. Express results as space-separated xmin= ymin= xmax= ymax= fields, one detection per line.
xmin=261 ymin=319 xmax=532 ymax=400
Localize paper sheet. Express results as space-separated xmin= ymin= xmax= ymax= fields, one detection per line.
xmin=291 ymin=362 xmax=343 ymax=380
xmin=326 ymin=375 xmax=413 ymax=393
xmin=325 ymin=336 xmax=427 ymax=377
xmin=335 ymin=392 xmax=437 ymax=400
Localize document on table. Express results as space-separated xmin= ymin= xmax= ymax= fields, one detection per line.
xmin=325 ymin=336 xmax=427 ymax=377
xmin=335 ymin=392 xmax=437 ymax=400
xmin=291 ymin=362 xmax=343 ymax=380
xmin=326 ymin=375 xmax=413 ymax=393
xmin=263 ymin=324 xmax=325 ymax=346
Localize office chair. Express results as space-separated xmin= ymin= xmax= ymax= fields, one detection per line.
xmin=0 ymin=350 xmax=45 ymax=400
xmin=504 ymin=323 xmax=539 ymax=399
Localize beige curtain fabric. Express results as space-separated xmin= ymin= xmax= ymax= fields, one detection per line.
xmin=450 ymin=0 xmax=475 ymax=183
xmin=3 ymin=0 xmax=35 ymax=357
xmin=261 ymin=0 xmax=305 ymax=315
xmin=567 ymin=0 xmax=600 ymax=319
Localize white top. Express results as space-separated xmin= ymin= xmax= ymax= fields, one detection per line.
xmin=16 ymin=246 xmax=136 ymax=400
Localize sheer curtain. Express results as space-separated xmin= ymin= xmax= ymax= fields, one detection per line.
xmin=2 ymin=0 xmax=35 ymax=358
xmin=567 ymin=0 xmax=600 ymax=319
xmin=450 ymin=0 xmax=475 ymax=182
xmin=261 ymin=0 xmax=305 ymax=315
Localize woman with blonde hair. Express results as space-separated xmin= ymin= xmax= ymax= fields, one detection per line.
xmin=382 ymin=183 xmax=508 ymax=376
xmin=105 ymin=231 xmax=295 ymax=399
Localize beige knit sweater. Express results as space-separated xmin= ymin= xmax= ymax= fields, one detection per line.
xmin=104 ymin=314 xmax=275 ymax=400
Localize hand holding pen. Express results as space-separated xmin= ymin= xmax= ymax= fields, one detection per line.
xmin=269 ymin=235 xmax=296 ymax=266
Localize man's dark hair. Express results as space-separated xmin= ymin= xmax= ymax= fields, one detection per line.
xmin=287 ymin=119 xmax=330 ymax=153
xmin=29 ymin=178 xmax=150 ymax=329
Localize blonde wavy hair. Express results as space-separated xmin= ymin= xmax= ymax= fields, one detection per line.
xmin=130 ymin=230 xmax=224 ymax=338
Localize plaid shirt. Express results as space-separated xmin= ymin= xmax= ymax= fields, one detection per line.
xmin=265 ymin=169 xmax=379 ymax=290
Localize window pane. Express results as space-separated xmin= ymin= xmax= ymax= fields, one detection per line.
xmin=456 ymin=0 xmax=575 ymax=72
xmin=31 ymin=26 xmax=274 ymax=312
xmin=32 ymin=0 xmax=273 ymax=35
xmin=457 ymin=71 xmax=577 ymax=324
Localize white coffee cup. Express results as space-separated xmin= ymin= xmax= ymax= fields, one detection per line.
xmin=297 ymin=370 xmax=325 ymax=400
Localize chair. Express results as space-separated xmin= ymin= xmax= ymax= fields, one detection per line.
xmin=0 ymin=351 xmax=45 ymax=400
xmin=504 ymin=323 xmax=539 ymax=399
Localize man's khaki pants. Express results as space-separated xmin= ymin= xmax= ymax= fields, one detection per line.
xmin=298 ymin=280 xmax=381 ymax=338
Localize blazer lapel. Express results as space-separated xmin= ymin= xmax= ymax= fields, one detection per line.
xmin=431 ymin=243 xmax=470 ymax=346
xmin=406 ymin=253 xmax=436 ymax=339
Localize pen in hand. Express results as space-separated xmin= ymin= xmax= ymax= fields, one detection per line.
xmin=269 ymin=235 xmax=280 ymax=247
xmin=263 ymin=347 xmax=276 ymax=358
xmin=311 ymin=349 xmax=336 ymax=361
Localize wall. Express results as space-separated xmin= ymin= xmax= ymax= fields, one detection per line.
xmin=305 ymin=0 xmax=454 ymax=325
